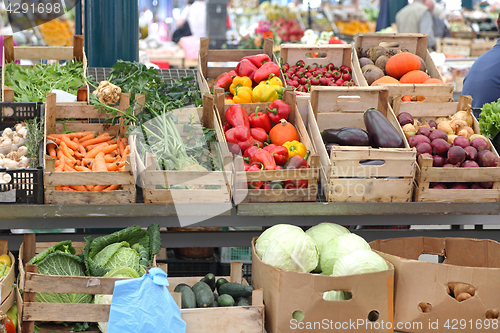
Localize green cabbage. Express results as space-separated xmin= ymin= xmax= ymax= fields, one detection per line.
xmin=320 ymin=233 xmax=370 ymax=275
xmin=255 ymin=224 xmax=304 ymax=258
xmin=27 ymin=241 xmax=92 ymax=304
xmin=323 ymin=290 xmax=352 ymax=301
xmin=261 ymin=232 xmax=319 ymax=273
xmin=305 ymin=223 xmax=350 ymax=272
xmin=331 ymin=249 xmax=389 ymax=277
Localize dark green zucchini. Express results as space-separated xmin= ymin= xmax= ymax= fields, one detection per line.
xmin=321 ymin=127 xmax=371 ymax=146
xmin=192 ymin=281 xmax=215 ymax=308
xmin=200 ymin=273 xmax=216 ymax=291
xmin=173 ymin=284 xmax=196 ymax=309
xmin=363 ymin=108 xmax=404 ymax=148
xmin=218 ymin=294 xmax=235 ymax=307
xmin=237 ymin=297 xmax=251 ymax=306
xmin=216 ymin=277 xmax=229 ymax=294
xmin=218 ymin=283 xmax=254 ymax=298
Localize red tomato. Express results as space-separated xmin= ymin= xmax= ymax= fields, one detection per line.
xmin=5 ymin=317 xmax=15 ymax=333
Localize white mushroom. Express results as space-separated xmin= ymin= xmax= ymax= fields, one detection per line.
xmin=17 ymin=146 xmax=28 ymax=157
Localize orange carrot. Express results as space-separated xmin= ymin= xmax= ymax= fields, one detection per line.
xmin=55 ymin=160 xmax=62 ymax=167
xmin=103 ymin=184 xmax=120 ymax=191
xmin=85 ymin=185 xmax=95 ymax=191
xmin=82 ymin=158 xmax=94 ymax=168
xmin=61 ymin=135 xmax=79 ymax=151
xmin=64 ymin=163 xmax=76 ymax=172
xmin=55 ymin=186 xmax=63 ymax=190
xmin=104 ymin=155 xmax=116 ymax=163
xmin=106 ymin=163 xmax=120 ymax=171
xmin=55 ymin=164 xmax=64 ymax=172
xmin=74 ymin=151 xmax=85 ymax=159
xmin=47 ymin=134 xmax=62 ymax=141
xmin=79 ymin=133 xmax=95 ymax=143
xmin=75 ymin=165 xmax=92 ymax=172
xmin=61 ymin=186 xmax=76 ymax=191
xmin=120 ymin=146 xmax=130 ymax=162
xmin=118 ymin=141 xmax=126 ymax=158
xmin=81 ymin=134 xmax=111 ymax=147
xmin=86 ymin=143 xmax=108 ymax=159
xmin=47 ymin=143 xmax=57 ymax=158
xmin=118 ymin=166 xmax=126 ymax=171
xmin=70 ymin=185 xmax=88 ymax=191
xmin=92 ymin=185 xmax=108 ymax=191
xmin=101 ymin=144 xmax=119 ymax=155
xmin=94 ymin=152 xmax=108 ymax=172
xmin=122 ymin=137 xmax=128 ymax=145
xmin=60 ymin=141 xmax=75 ymax=159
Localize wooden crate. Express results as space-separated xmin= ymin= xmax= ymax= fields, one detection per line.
xmin=197 ymin=37 xmax=282 ymax=94
xmin=43 ymin=92 xmax=137 ymax=204
xmin=165 ymin=262 xmax=264 ymax=333
xmin=280 ymin=43 xmax=360 ymax=97
xmin=435 ymin=37 xmax=472 ymax=57
xmin=470 ymin=39 xmax=496 ymax=57
xmin=215 ymin=90 xmax=320 ymax=203
xmin=392 ymin=95 xmax=500 ymax=202
xmin=353 ymin=33 xmax=454 ymax=102
xmin=2 ymin=35 xmax=88 ymax=103
xmin=131 ymin=94 xmax=233 ymax=204
xmin=307 ymin=86 xmax=416 ymax=202
xmin=0 ymin=240 xmax=15 ymax=314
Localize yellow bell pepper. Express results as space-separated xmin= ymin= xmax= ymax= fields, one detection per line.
xmin=252 ymin=82 xmax=283 ymax=103
xmin=229 ymin=76 xmax=252 ymax=96
xmin=225 ymin=98 xmax=234 ymax=104
xmin=282 ymin=140 xmax=307 ymax=158
xmin=263 ymin=75 xmax=283 ymax=87
xmin=233 ymin=86 xmax=253 ymax=104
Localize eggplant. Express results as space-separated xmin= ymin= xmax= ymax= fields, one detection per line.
xmin=321 ymin=127 xmax=371 ymax=146
xmin=325 ymin=143 xmax=339 ymax=155
xmin=359 ymin=159 xmax=385 ymax=166
xmin=363 ymin=108 xmax=405 ymax=148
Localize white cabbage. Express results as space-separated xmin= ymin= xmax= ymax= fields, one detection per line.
xmin=305 ymin=222 xmax=350 ymax=272
xmin=255 ymin=224 xmax=304 ymax=258
xmin=320 ymin=233 xmax=370 ymax=275
xmin=331 ymin=249 xmax=389 ymax=277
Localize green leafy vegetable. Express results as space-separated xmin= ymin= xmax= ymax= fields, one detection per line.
xmin=27 ymin=241 xmax=92 ymax=304
xmin=479 ymin=98 xmax=500 ymax=139
xmin=5 ymin=60 xmax=85 ymax=102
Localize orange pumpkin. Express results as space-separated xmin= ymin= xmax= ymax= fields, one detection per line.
xmin=269 ymin=119 xmax=299 ymax=146
xmin=423 ymin=78 xmax=444 ymax=84
xmin=399 ymin=70 xmax=430 ymax=84
xmin=385 ymin=52 xmax=422 ymax=79
xmin=371 ymin=76 xmax=400 ymax=86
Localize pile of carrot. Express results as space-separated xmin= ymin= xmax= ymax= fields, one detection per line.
xmin=46 ymin=131 xmax=130 ymax=192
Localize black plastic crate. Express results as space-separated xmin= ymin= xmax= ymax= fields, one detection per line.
xmin=160 ymin=249 xmax=219 ymax=277
xmin=0 ymin=102 xmax=44 ymax=204
xmin=219 ymin=262 xmax=252 ymax=285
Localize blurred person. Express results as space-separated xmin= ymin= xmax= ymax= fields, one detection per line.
xmin=461 ymin=13 xmax=500 ymax=108
xmin=176 ymin=0 xmax=206 ymax=40
xmin=428 ymin=0 xmax=451 ymax=38
xmin=395 ymin=0 xmax=436 ymax=50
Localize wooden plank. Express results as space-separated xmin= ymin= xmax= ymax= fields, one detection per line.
xmin=328 ymin=178 xmax=413 ymax=202
xmin=141 ymin=170 xmax=229 ymax=186
xmin=2 ymin=86 xmax=14 ymax=102
xmin=73 ymin=35 xmax=84 ymax=62
xmin=234 ymin=186 xmax=318 ymax=203
xmin=46 ymin=93 xmax=57 ymax=135
xmin=143 ymin=188 xmax=231 ymax=204
xmin=24 ymin=273 xmax=123 ymax=294
xmin=330 ymin=159 xmax=416 ymax=178
xmin=22 ymin=265 xmax=37 ymax=333
xmin=206 ymin=67 xmax=238 ymax=80
xmin=230 ymin=262 xmax=243 ymax=283
xmin=396 ymin=101 xmax=458 ymax=118
xmin=44 ymin=171 xmax=135 ymax=186
xmin=36 ymin=242 xmax=85 ymax=255
xmin=418 ymin=167 xmax=500 ymax=183
xmin=23 ymin=303 xmax=111 ymax=322
xmin=4 ymin=36 xmax=14 ymax=64
xmin=55 ymin=123 xmax=121 ymax=136
xmin=23 ymin=235 xmax=36 ymax=268
xmin=45 ymin=190 xmax=136 ymax=205
xmin=14 ymin=47 xmax=74 ymax=61
xmin=55 ymin=105 xmax=103 ymax=118
xmin=280 ymin=44 xmax=352 ymax=67
xmin=234 ymin=168 xmax=318 ymax=182
xmin=415 ymin=189 xmax=500 ymax=202
xmin=206 ymin=49 xmax=267 ymax=62
xmin=0 ymin=239 xmax=8 ymax=256
xmin=180 ymin=307 xmax=264 ymax=333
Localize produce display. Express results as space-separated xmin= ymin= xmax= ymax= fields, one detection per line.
xmin=211 ymin=54 xmax=283 ymax=103
xmin=174 ymin=273 xmax=254 ymax=309
xmin=38 ymin=18 xmax=74 ymax=46
xmin=0 ymin=253 xmax=11 ymax=282
xmin=4 ymin=61 xmax=85 ymax=102
xmin=45 ymin=132 xmax=130 ymax=191
xmin=280 ymin=61 xmax=357 ymax=93
xmin=335 ymin=20 xmax=373 ymax=35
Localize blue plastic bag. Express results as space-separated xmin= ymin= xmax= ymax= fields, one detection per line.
xmin=107 ymin=267 xmax=186 ymax=333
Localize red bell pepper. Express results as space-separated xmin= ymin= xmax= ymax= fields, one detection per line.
xmin=250 ymin=127 xmax=270 ymax=145
xmin=247 ymin=162 xmax=264 ymax=189
xmin=263 ymin=144 xmax=276 ymax=152
xmin=248 ymin=106 xmax=272 ymax=133
xmin=253 ymin=62 xmax=281 ymax=83
xmin=244 ymin=162 xmax=250 ymax=171
xmin=243 ymin=145 xmax=260 ymax=163
xmin=225 ymin=126 xmax=255 ymax=154
xmin=283 ymin=151 xmax=310 ymax=189
xmin=241 ymin=54 xmax=271 ymax=68
xmin=223 ymin=122 xmax=233 ymax=133
xmin=226 ymin=104 xmax=250 ymax=128
xmin=212 ymin=72 xmax=233 ymax=92
xmin=266 ymin=100 xmax=291 ymax=123
xmin=228 ymin=70 xmax=237 ymax=78
xmin=269 ymin=145 xmax=289 ymax=166
xmin=251 ymin=149 xmax=276 ymax=170
xmin=235 ymin=59 xmax=258 ymax=79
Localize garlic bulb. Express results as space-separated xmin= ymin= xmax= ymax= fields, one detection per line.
xmin=18 ymin=156 xmax=29 ymax=168
xmin=12 ymin=136 xmax=21 ymax=145
xmin=17 ymin=127 xmax=27 ymax=138
xmin=0 ymin=138 xmax=12 ymax=148
xmin=0 ymin=158 xmax=4 ymax=168
xmin=6 ymin=151 xmax=19 ymax=161
xmin=3 ymin=128 xmax=13 ymax=139
xmin=0 ymin=154 xmax=4 ymax=159
xmin=17 ymin=146 xmax=28 ymax=157
xmin=3 ymin=159 xmax=19 ymax=169
xmin=15 ymin=124 xmax=22 ymax=131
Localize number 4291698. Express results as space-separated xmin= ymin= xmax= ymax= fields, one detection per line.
xmin=6 ymin=2 xmax=62 ymax=14
xmin=444 ymin=319 xmax=498 ymax=330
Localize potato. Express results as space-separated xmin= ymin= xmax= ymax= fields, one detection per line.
xmin=485 ymin=309 xmax=499 ymax=319
xmin=445 ymin=284 xmax=451 ymax=296
xmin=456 ymin=292 xmax=472 ymax=302
xmin=418 ymin=302 xmax=432 ymax=313
xmin=454 ymin=283 xmax=475 ymax=297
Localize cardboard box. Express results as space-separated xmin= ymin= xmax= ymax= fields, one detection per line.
xmin=252 ymin=237 xmax=395 ymax=333
xmin=371 ymin=237 xmax=500 ymax=333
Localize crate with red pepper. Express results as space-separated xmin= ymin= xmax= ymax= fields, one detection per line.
xmin=197 ymin=37 xmax=285 ymax=98
xmin=306 ymin=86 xmax=417 ymax=202
xmin=279 ymin=44 xmax=359 ymax=95
xmin=214 ymin=89 xmax=320 ymax=203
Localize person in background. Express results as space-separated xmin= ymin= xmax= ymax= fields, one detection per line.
xmin=427 ymin=0 xmax=451 ymax=39
xmin=176 ymin=0 xmax=206 ymax=39
xmin=461 ymin=14 xmax=500 ymax=108
xmin=395 ymin=0 xmax=436 ymax=50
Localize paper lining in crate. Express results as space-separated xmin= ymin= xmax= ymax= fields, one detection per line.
xmin=197 ymin=37 xmax=283 ymax=94
xmin=279 ymin=43 xmax=360 ymax=97
xmin=215 ymin=90 xmax=320 ymax=203
xmin=307 ymin=86 xmax=416 ymax=202
xmin=353 ymin=33 xmax=454 ymax=102
xmin=0 ymin=240 xmax=15 ymax=314
xmin=2 ymin=35 xmax=88 ymax=104
xmin=43 ymin=92 xmax=137 ymax=204
xmin=164 ymin=262 xmax=264 ymax=333
xmin=392 ymin=94 xmax=500 ymax=202
xmin=131 ymin=94 xmax=233 ymax=204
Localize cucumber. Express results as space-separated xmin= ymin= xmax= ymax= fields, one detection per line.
xmin=218 ymin=282 xmax=254 ymax=298
xmin=192 ymin=281 xmax=214 ymax=308
xmin=201 ymin=273 xmax=216 ymax=291
xmin=174 ymin=284 xmax=196 ymax=309
xmin=211 ymin=301 xmax=219 ymax=307
xmin=218 ymin=294 xmax=235 ymax=307
xmin=237 ymin=297 xmax=251 ymax=306
xmin=216 ymin=277 xmax=229 ymax=293
xmin=213 ymin=292 xmax=219 ymax=301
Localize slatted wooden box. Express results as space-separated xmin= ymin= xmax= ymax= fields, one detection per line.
xmin=0 ymin=240 xmax=15 ymax=314
xmin=197 ymin=37 xmax=282 ymax=94
xmin=2 ymin=35 xmax=88 ymax=104
xmin=215 ymin=89 xmax=320 ymax=203
xmin=353 ymin=33 xmax=454 ymax=103
xmin=392 ymin=95 xmax=500 ymax=202
xmin=131 ymin=94 xmax=233 ymax=204
xmin=307 ymin=86 xmax=417 ymax=202
xmin=43 ymin=92 xmax=137 ymax=204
